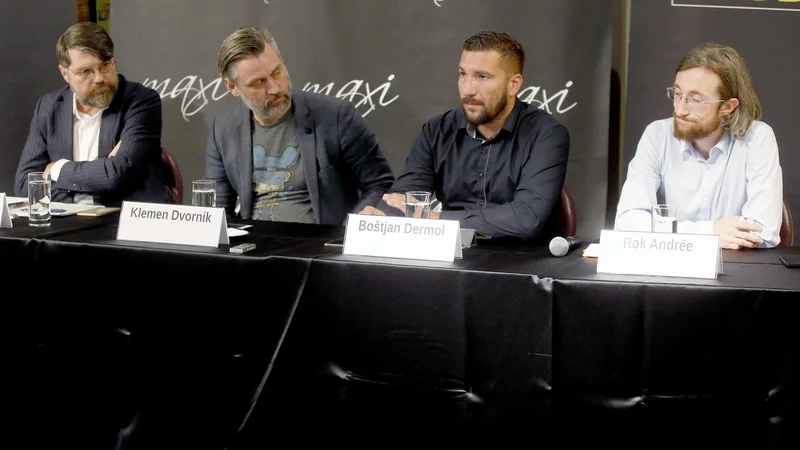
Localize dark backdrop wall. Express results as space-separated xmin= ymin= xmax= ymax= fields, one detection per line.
xmin=0 ymin=2 xmax=76 ymax=197
xmin=110 ymin=0 xmax=614 ymax=240
xmin=624 ymin=0 xmax=800 ymax=245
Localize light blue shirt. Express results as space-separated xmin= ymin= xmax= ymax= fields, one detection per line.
xmin=614 ymin=118 xmax=783 ymax=248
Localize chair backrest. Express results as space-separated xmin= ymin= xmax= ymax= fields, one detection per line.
xmin=780 ymin=198 xmax=794 ymax=247
xmin=559 ymin=185 xmax=577 ymax=238
xmin=161 ymin=147 xmax=183 ymax=204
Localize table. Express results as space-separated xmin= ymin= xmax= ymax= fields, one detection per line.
xmin=3 ymin=215 xmax=800 ymax=449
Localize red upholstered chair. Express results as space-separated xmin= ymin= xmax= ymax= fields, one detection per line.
xmin=161 ymin=147 xmax=183 ymax=204
xmin=559 ymin=185 xmax=577 ymax=238
xmin=780 ymin=198 xmax=794 ymax=247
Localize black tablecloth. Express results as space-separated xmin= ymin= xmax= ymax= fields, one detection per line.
xmin=3 ymin=216 xmax=799 ymax=448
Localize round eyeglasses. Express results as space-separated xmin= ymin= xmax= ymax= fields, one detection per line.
xmin=667 ymin=87 xmax=725 ymax=109
xmin=68 ymin=59 xmax=116 ymax=81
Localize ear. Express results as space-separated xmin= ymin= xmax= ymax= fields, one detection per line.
xmin=223 ymin=77 xmax=240 ymax=97
xmin=58 ymin=65 xmax=69 ymax=84
xmin=507 ymin=73 xmax=523 ymax=97
xmin=720 ymin=97 xmax=740 ymax=117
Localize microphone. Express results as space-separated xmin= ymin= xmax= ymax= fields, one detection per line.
xmin=549 ymin=236 xmax=581 ymax=257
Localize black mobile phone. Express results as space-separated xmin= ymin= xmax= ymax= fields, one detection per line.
xmin=779 ymin=255 xmax=800 ymax=268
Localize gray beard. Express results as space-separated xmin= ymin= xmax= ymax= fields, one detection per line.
xmin=244 ymin=93 xmax=291 ymax=121
xmin=241 ymin=76 xmax=293 ymax=122
xmin=78 ymin=88 xmax=115 ymax=109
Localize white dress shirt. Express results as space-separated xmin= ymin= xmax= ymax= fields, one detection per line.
xmin=50 ymin=94 xmax=106 ymax=204
xmin=614 ymin=118 xmax=783 ymax=248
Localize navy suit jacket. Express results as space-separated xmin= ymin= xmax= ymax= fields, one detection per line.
xmin=204 ymin=89 xmax=395 ymax=225
xmin=14 ymin=75 xmax=169 ymax=206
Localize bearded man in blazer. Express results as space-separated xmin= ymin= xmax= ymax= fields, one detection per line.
xmin=15 ymin=22 xmax=169 ymax=206
xmin=205 ymin=26 xmax=394 ymax=225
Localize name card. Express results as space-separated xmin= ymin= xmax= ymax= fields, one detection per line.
xmin=117 ymin=201 xmax=229 ymax=247
xmin=343 ymin=213 xmax=462 ymax=262
xmin=597 ymin=230 xmax=721 ymax=279
xmin=0 ymin=193 xmax=12 ymax=228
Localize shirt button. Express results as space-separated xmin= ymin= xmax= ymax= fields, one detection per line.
xmin=481 ymin=149 xmax=487 ymax=155
xmin=478 ymin=201 xmax=485 ymax=207
xmin=478 ymin=173 xmax=484 ymax=178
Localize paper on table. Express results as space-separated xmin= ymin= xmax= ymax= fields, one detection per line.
xmin=227 ymin=228 xmax=249 ymax=237
xmin=12 ymin=201 xmax=101 ymax=217
xmin=582 ymin=243 xmax=601 ymax=258
xmin=5 ymin=196 xmax=27 ymax=208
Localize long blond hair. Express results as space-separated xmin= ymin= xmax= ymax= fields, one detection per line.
xmin=676 ymin=42 xmax=762 ymax=138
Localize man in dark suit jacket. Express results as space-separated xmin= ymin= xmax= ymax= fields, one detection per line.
xmin=205 ymin=26 xmax=394 ymax=225
xmin=14 ymin=22 xmax=168 ymax=207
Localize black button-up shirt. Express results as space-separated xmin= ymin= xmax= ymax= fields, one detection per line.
xmin=388 ymin=99 xmax=570 ymax=238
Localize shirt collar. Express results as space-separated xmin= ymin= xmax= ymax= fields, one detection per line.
xmin=679 ymin=130 xmax=733 ymax=160
xmin=460 ymin=98 xmax=523 ymax=141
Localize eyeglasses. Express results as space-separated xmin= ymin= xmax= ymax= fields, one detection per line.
xmin=67 ymin=59 xmax=115 ymax=80
xmin=667 ymin=87 xmax=725 ymax=109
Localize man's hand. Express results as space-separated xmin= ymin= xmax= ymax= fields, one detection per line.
xmin=359 ymin=206 xmax=385 ymax=216
xmin=382 ymin=193 xmax=406 ymax=214
xmin=381 ymin=193 xmax=440 ymax=219
xmin=109 ymin=140 xmax=122 ymax=157
xmin=713 ymin=216 xmax=764 ymax=250
xmin=43 ymin=161 xmax=55 ymax=175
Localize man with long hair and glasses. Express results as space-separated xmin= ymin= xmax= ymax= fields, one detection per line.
xmin=615 ymin=42 xmax=783 ymax=249
xmin=14 ymin=22 xmax=169 ymax=206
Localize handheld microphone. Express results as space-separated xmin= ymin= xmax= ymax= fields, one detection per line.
xmin=549 ymin=236 xmax=581 ymax=257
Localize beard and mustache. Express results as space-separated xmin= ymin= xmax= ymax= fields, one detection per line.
xmin=242 ymin=90 xmax=292 ymax=121
xmin=240 ymin=75 xmax=294 ymax=122
xmin=76 ymin=81 xmax=118 ymax=109
xmin=461 ymin=91 xmax=508 ymax=126
xmin=673 ymin=111 xmax=722 ymax=142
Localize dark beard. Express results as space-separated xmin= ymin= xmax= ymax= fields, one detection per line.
xmin=462 ymin=94 xmax=507 ymax=126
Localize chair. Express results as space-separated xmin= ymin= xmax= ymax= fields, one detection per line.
xmin=780 ymin=198 xmax=793 ymax=247
xmin=161 ymin=147 xmax=183 ymax=204
xmin=559 ymin=185 xmax=577 ymax=238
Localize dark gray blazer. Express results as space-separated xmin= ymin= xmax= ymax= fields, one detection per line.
xmin=14 ymin=75 xmax=169 ymax=206
xmin=204 ymin=89 xmax=395 ymax=225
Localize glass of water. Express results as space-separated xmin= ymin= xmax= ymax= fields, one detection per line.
xmin=404 ymin=191 xmax=431 ymax=219
xmin=652 ymin=204 xmax=677 ymax=233
xmin=28 ymin=172 xmax=51 ymax=227
xmin=192 ymin=180 xmax=216 ymax=207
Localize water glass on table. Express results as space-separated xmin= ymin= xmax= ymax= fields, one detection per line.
xmin=192 ymin=180 xmax=216 ymax=207
xmin=651 ymin=204 xmax=677 ymax=233
xmin=27 ymin=172 xmax=51 ymax=227
xmin=404 ymin=191 xmax=431 ymax=219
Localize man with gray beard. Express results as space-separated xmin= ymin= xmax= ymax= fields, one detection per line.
xmin=205 ymin=26 xmax=394 ymax=225
xmin=14 ymin=22 xmax=169 ymax=206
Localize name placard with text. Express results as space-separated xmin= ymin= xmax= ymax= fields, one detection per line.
xmin=117 ymin=201 xmax=228 ymax=247
xmin=343 ymin=213 xmax=462 ymax=262
xmin=597 ymin=230 xmax=721 ymax=279
xmin=0 ymin=193 xmax=13 ymax=228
